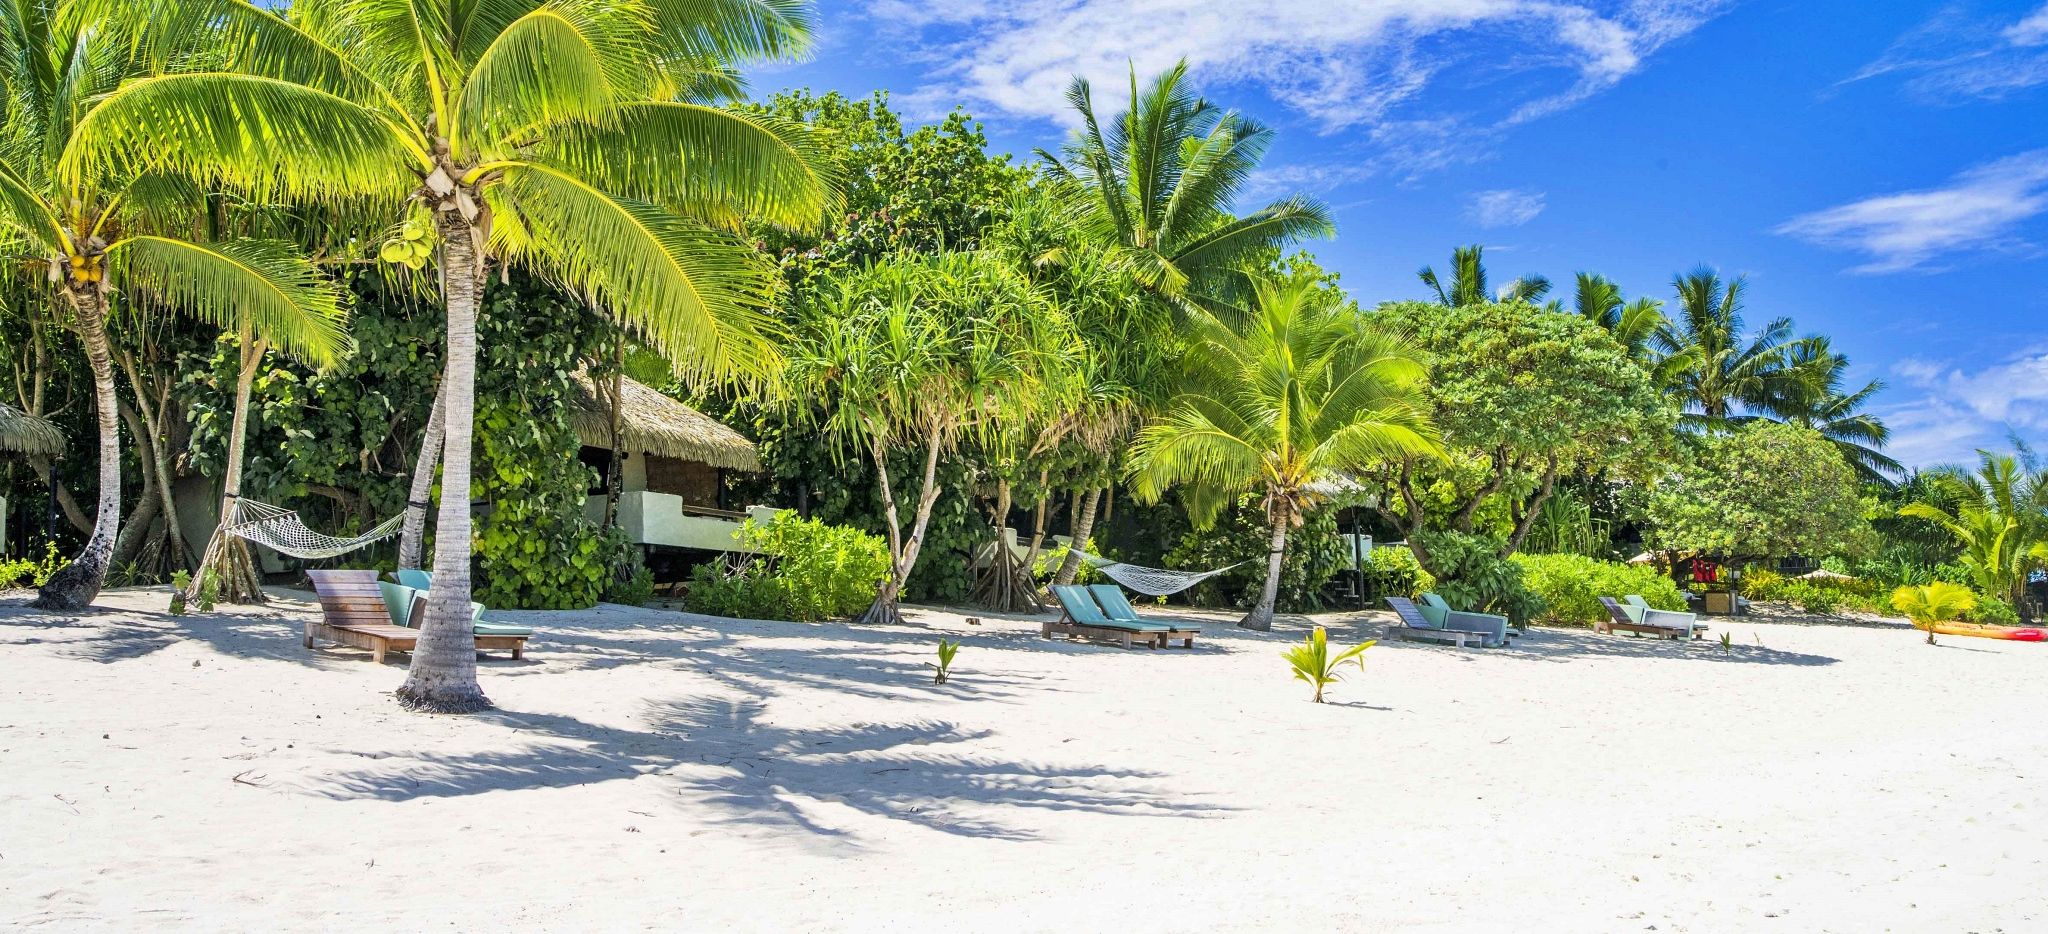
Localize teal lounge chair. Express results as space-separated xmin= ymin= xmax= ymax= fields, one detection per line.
xmin=1384 ymin=597 xmax=1493 ymax=648
xmin=1624 ymin=595 xmax=1707 ymax=639
xmin=378 ymin=581 xmax=534 ymax=639
xmin=1420 ymin=592 xmax=1510 ymax=647
xmin=1087 ymin=584 xmax=1200 ymax=649
xmin=394 ymin=569 xmax=432 ymax=591
xmin=1044 ymin=584 xmax=1171 ymax=649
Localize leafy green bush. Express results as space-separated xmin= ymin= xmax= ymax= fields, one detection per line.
xmin=1414 ymin=531 xmax=1541 ymax=624
xmin=685 ymin=512 xmax=891 ymax=622
xmin=1166 ymin=496 xmax=1346 ymax=614
xmin=0 ymin=542 xmax=66 ymax=589
xmin=1360 ymin=546 xmax=1434 ymax=604
xmin=1780 ymin=581 xmax=1838 ymax=615
xmin=1512 ymin=553 xmax=1686 ymax=627
xmin=1966 ymin=593 xmax=2020 ymax=624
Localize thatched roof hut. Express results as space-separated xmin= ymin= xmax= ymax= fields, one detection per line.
xmin=568 ymin=372 xmax=759 ymax=471
xmin=0 ymin=403 xmax=64 ymax=457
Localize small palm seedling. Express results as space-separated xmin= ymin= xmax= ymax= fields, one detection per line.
xmin=169 ymin=571 xmax=191 ymax=616
xmin=928 ymin=639 xmax=962 ymax=685
xmin=1891 ymin=582 xmax=1977 ymax=646
xmin=1719 ymin=631 xmax=1732 ymax=652
xmin=1283 ymin=627 xmax=1376 ymax=703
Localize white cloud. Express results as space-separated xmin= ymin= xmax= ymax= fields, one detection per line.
xmin=1466 ymin=189 xmax=1547 ymax=227
xmin=859 ymin=1 xmax=1728 ymax=173
xmin=1850 ymin=3 xmax=2048 ymax=100
xmin=2004 ymin=3 xmax=2048 ymax=46
xmin=1879 ymin=350 xmax=2048 ymax=467
xmin=1773 ymin=149 xmax=2048 ymax=273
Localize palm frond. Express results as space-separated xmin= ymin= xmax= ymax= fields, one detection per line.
xmin=108 ymin=235 xmax=350 ymax=366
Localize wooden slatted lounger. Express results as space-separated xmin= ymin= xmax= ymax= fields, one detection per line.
xmin=304 ymin=570 xmax=527 ymax=663
xmin=1042 ymin=585 xmax=1170 ymax=649
xmin=1596 ymin=597 xmax=1690 ymax=640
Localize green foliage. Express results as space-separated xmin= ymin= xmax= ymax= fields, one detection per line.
xmin=1891 ymin=581 xmax=1978 ymax=643
xmin=1359 ymin=546 xmax=1435 ymax=604
xmin=1413 ymin=531 xmax=1542 ymax=624
xmin=685 ymin=512 xmax=893 ymax=622
xmin=1521 ymin=490 xmax=1614 ymax=558
xmin=0 ymin=542 xmax=66 ymax=589
xmin=1282 ymin=626 xmax=1376 ymax=703
xmin=1896 ymin=452 xmax=2048 ymax=612
xmin=168 ymin=569 xmax=191 ymax=616
xmin=928 ymin=638 xmax=961 ymax=685
xmin=1647 ymin=422 xmax=1870 ymax=560
xmin=195 ymin=570 xmax=219 ymax=613
xmin=604 ymin=559 xmax=656 ymax=608
xmin=1166 ymin=497 xmax=1346 ymax=613
xmin=1511 ymin=553 xmax=1686 ymax=627
xmin=1966 ymin=594 xmax=2020 ymax=624
xmin=468 ymin=277 xmax=628 ymax=610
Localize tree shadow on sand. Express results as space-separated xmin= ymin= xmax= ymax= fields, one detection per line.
xmin=315 ymin=696 xmax=1223 ymax=842
xmin=1313 ymin=616 xmax=1840 ymax=667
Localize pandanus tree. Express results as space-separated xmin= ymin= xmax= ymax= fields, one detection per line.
xmin=1899 ymin=452 xmax=2048 ymax=614
xmin=1040 ymin=59 xmax=1333 ymax=304
xmin=0 ymin=3 xmax=345 ymax=609
xmin=72 ymin=0 xmax=835 ymax=710
xmin=1129 ymin=270 xmax=1439 ymax=631
xmin=789 ymin=251 xmax=1075 ymax=626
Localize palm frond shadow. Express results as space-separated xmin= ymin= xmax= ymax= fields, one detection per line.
xmin=316 ymin=697 xmax=1223 ymax=841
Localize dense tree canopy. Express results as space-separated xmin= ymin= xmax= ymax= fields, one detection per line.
xmin=1646 ymin=422 xmax=1868 ymax=560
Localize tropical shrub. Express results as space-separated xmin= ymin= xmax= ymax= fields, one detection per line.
xmin=1966 ymin=594 xmax=2020 ymax=624
xmin=1512 ymin=553 xmax=1686 ymax=627
xmin=0 ymin=542 xmax=65 ymax=590
xmin=1647 ymin=422 xmax=1870 ymax=560
xmin=928 ymin=639 xmax=961 ymax=685
xmin=686 ymin=513 xmax=892 ymax=622
xmin=1414 ymin=531 xmax=1541 ymax=624
xmin=1282 ymin=627 xmax=1375 ymax=704
xmin=1359 ymin=546 xmax=1435 ymax=604
xmin=1167 ymin=499 xmax=1348 ymax=615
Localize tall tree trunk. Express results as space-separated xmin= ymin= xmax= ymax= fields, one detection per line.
xmin=1504 ymin=458 xmax=1560 ymax=555
xmin=1241 ymin=498 xmax=1291 ymax=632
xmin=601 ymin=334 xmax=625 ymax=528
xmin=189 ymin=335 xmax=269 ymax=603
xmin=1052 ymin=487 xmax=1102 ymax=585
xmin=858 ymin=428 xmax=945 ymax=626
xmin=116 ymin=347 xmax=191 ymax=573
xmin=397 ymin=203 xmax=488 ymax=714
xmin=1020 ymin=474 xmax=1052 ymax=582
xmin=397 ymin=378 xmax=447 ymax=570
xmin=36 ymin=285 xmax=119 ymax=610
xmin=26 ymin=457 xmax=91 ymax=535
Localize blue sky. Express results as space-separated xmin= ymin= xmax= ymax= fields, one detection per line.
xmin=753 ymin=0 xmax=2048 ymax=470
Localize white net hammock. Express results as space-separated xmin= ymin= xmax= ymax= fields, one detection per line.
xmin=1073 ymin=550 xmax=1244 ymax=596
xmin=222 ymin=497 xmax=404 ymax=560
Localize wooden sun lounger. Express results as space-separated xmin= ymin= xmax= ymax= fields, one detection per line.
xmin=1596 ymin=597 xmax=1690 ymax=640
xmin=304 ymin=570 xmax=527 ymax=663
xmin=1384 ymin=597 xmax=1493 ymax=648
xmin=1042 ymin=585 xmax=1169 ymax=649
xmin=1088 ymin=584 xmax=1199 ymax=649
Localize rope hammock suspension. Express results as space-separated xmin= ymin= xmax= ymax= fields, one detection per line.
xmin=1071 ymin=550 xmax=1244 ymax=597
xmin=222 ymin=497 xmax=404 ymax=560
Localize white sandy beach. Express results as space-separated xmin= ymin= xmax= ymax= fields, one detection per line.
xmin=2 ymin=587 xmax=2044 ymax=932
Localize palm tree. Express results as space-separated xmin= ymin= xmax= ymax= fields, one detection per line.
xmin=0 ymin=5 xmax=344 ymax=610
xmin=1890 ymin=581 xmax=1977 ymax=645
xmin=1899 ymin=452 xmax=2048 ymax=614
xmin=1040 ymin=60 xmax=1332 ymax=304
xmin=1654 ymin=267 xmax=1808 ymax=424
xmin=1772 ymin=337 xmax=1900 ymax=483
xmin=1418 ymin=245 xmax=1549 ymax=306
xmin=72 ymin=0 xmax=835 ymax=711
xmin=1129 ymin=270 xmax=1439 ymax=630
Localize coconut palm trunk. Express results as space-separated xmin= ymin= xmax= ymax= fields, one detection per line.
xmin=1052 ymin=487 xmax=1102 ymax=585
xmin=396 ymin=379 xmax=447 ymax=571
xmin=396 ymin=203 xmax=486 ymax=713
xmin=35 ymin=284 xmax=118 ymax=610
xmin=188 ymin=333 xmax=270 ymax=603
xmin=1242 ymin=499 xmax=1290 ymax=631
